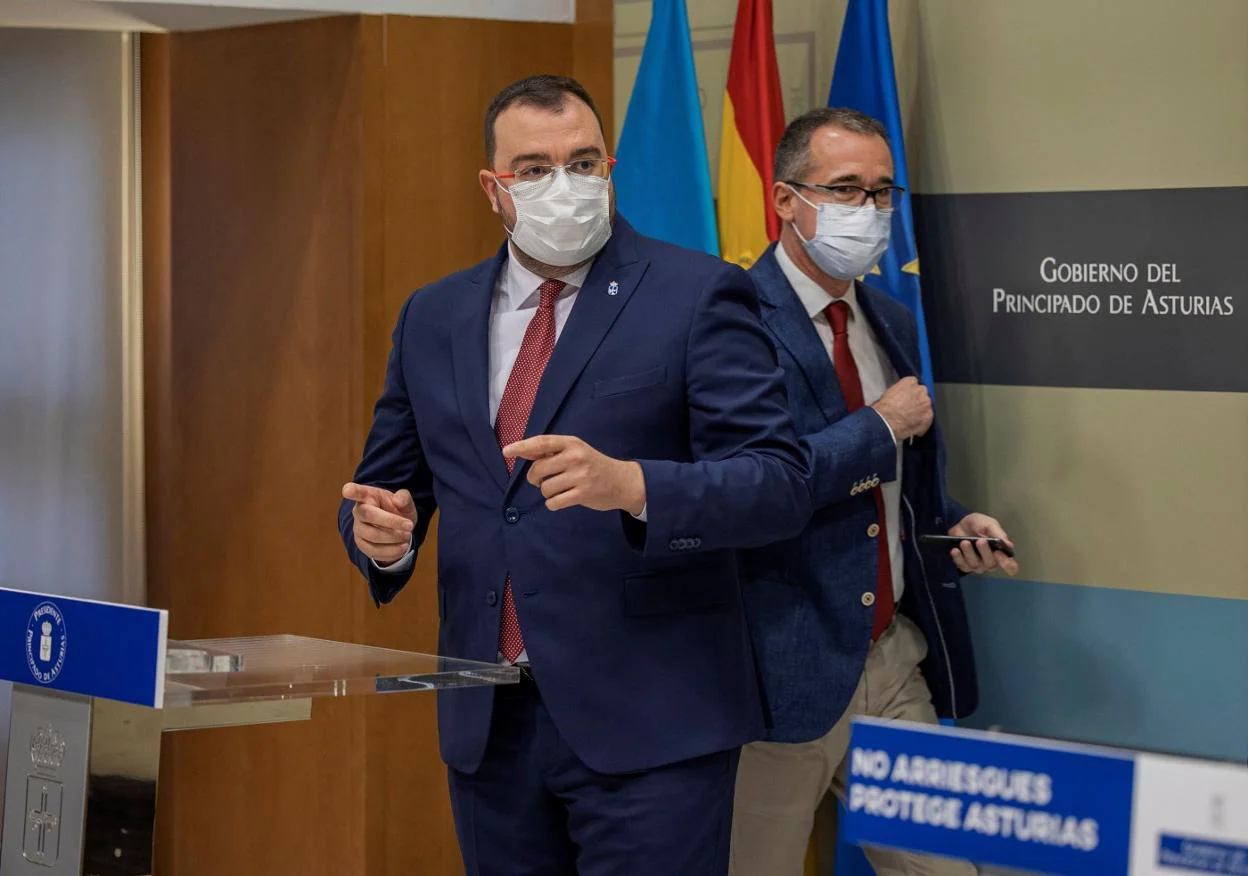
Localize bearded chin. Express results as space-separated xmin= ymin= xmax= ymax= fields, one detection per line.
xmin=499 ymin=202 xmax=517 ymax=234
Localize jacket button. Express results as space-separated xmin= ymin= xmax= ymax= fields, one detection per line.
xmin=867 ymin=523 xmax=881 ymax=538
xmin=691 ymin=537 xmax=702 ymax=548
xmin=862 ymin=591 xmax=876 ymax=607
xmin=504 ymin=507 xmax=520 ymax=524
xmin=669 ymin=539 xmax=681 ymax=551
xmin=486 ymin=590 xmax=498 ymax=606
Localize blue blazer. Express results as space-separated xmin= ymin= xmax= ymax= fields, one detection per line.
xmin=339 ymin=219 xmax=811 ymax=774
xmin=740 ymin=244 xmax=978 ymax=745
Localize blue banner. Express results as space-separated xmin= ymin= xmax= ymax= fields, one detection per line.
xmin=828 ymin=0 xmax=934 ymax=390
xmin=614 ymin=0 xmax=719 ymax=255
xmin=0 ymin=588 xmax=168 ymax=708
xmin=842 ymin=718 xmax=1136 ymax=876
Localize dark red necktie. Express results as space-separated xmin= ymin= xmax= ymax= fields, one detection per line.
xmin=826 ymin=300 xmax=895 ymax=641
xmin=493 ymin=279 xmax=566 ymax=662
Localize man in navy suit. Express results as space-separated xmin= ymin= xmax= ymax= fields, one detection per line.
xmin=337 ymin=75 xmax=810 ymax=876
xmin=728 ymin=108 xmax=1020 ymax=876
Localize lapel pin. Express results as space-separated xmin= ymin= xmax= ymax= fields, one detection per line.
xmin=607 ymin=280 xmax=620 ymax=296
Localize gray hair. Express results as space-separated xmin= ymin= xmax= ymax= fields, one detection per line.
xmin=773 ymin=107 xmax=890 ymax=182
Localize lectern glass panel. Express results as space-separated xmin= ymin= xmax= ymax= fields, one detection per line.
xmin=163 ymin=634 xmax=518 ymax=707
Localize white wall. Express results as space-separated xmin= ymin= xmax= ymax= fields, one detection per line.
xmin=0 ymin=25 xmax=135 ymax=815
xmin=0 ymin=0 xmax=574 ymax=33
xmin=99 ymin=0 xmax=574 ymax=22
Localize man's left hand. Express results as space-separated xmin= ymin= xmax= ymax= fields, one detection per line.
xmin=948 ymin=513 xmax=1019 ymax=577
xmin=505 ymin=435 xmax=646 ymax=515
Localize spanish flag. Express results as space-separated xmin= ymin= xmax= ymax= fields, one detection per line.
xmin=717 ymin=0 xmax=785 ymax=268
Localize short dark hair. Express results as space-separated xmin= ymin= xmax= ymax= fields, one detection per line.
xmin=773 ymin=107 xmax=890 ymax=182
xmin=484 ymin=75 xmax=605 ymax=166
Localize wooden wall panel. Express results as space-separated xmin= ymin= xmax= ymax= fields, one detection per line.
xmin=145 ymin=17 xmax=368 ymax=875
xmin=138 ymin=32 xmax=179 ymax=872
xmin=144 ymin=11 xmax=612 ymax=875
xmin=575 ymin=0 xmax=615 ymax=144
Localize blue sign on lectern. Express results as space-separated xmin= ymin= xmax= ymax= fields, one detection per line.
xmin=842 ymin=718 xmax=1138 ymax=876
xmin=0 ymin=587 xmax=168 ymax=708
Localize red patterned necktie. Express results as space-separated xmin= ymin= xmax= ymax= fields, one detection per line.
xmin=826 ymin=300 xmax=895 ymax=641
xmin=494 ymin=278 xmax=566 ymax=662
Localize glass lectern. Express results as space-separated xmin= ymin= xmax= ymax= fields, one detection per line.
xmin=0 ymin=588 xmax=517 ymax=876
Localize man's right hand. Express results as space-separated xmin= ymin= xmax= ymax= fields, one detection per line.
xmin=872 ymin=377 xmax=934 ymax=441
xmin=342 ymin=483 xmax=417 ymax=565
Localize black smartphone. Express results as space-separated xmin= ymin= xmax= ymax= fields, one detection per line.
xmin=918 ymin=534 xmax=1015 ymax=558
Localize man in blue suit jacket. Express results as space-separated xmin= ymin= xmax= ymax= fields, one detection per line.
xmin=337 ymin=75 xmax=810 ymax=876
xmin=728 ymin=109 xmax=1019 ymax=876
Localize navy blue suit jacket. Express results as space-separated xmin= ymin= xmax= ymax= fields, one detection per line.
xmin=740 ymin=244 xmax=978 ymax=744
xmin=340 ymin=219 xmax=811 ymax=774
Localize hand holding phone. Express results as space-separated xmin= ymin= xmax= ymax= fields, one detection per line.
xmin=918 ymin=534 xmax=1015 ymax=559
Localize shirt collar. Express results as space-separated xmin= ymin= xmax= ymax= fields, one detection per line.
xmin=503 ymin=245 xmax=594 ymax=312
xmin=774 ymin=238 xmax=860 ymax=322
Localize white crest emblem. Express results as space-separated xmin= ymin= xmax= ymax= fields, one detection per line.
xmin=26 ymin=601 xmax=67 ymax=684
xmin=29 ymin=725 xmax=67 ymax=774
xmin=607 ymin=280 xmax=620 ymax=296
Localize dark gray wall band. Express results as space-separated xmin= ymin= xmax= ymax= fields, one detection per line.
xmin=916 ymin=187 xmax=1248 ymax=392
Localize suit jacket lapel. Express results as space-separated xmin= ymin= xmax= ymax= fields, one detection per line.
xmin=856 ymin=283 xmax=920 ymax=381
xmin=452 ymin=244 xmax=510 ymax=493
xmin=508 ymin=218 xmax=648 ymax=493
xmin=753 ymin=246 xmax=847 ymax=426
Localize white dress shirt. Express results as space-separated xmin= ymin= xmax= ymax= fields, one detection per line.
xmin=775 ymin=242 xmax=906 ymax=602
xmin=488 ymin=253 xmax=590 ymax=421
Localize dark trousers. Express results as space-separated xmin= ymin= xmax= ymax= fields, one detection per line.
xmin=448 ymin=672 xmax=740 ymax=876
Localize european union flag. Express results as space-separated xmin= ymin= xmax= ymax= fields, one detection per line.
xmin=614 ymin=0 xmax=719 ymax=255
xmin=828 ymin=0 xmax=933 ymax=389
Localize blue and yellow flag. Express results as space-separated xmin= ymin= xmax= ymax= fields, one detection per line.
xmin=828 ymin=0 xmax=932 ymax=389
xmin=614 ymin=0 xmax=719 ymax=255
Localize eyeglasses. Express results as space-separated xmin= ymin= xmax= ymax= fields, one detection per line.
xmin=495 ymin=157 xmax=617 ymax=184
xmin=786 ymin=181 xmax=904 ymax=209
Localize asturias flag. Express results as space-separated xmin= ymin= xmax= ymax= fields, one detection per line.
xmin=717 ymin=0 xmax=785 ymax=268
xmin=615 ymin=0 xmax=719 ymax=255
xmin=829 ymin=0 xmax=933 ymax=389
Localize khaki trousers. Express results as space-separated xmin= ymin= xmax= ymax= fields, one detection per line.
xmin=730 ymin=615 xmax=977 ymax=876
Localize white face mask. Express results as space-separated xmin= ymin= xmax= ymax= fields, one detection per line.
xmin=789 ymin=185 xmax=892 ymax=280
xmin=499 ymin=168 xmax=612 ymax=267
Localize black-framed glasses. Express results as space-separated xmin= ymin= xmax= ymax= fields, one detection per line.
xmin=786 ymin=181 xmax=905 ymax=209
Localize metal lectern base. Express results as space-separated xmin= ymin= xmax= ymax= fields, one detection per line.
xmin=0 ymin=629 xmax=518 ymax=876
xmin=2 ymin=686 xmax=163 ymax=876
